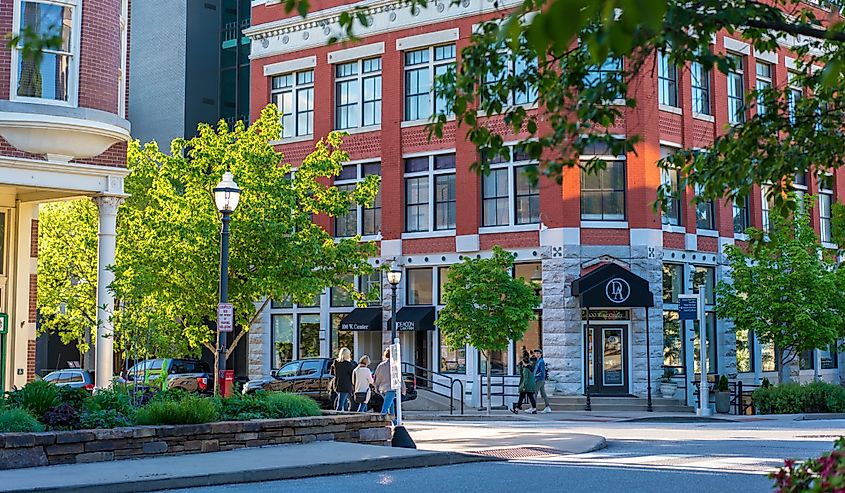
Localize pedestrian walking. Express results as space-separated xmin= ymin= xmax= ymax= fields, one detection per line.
xmin=373 ymin=347 xmax=405 ymax=424
xmin=330 ymin=347 xmax=356 ymax=411
xmin=511 ymin=354 xmax=537 ymax=414
xmin=533 ymin=349 xmax=552 ymax=413
xmin=352 ymin=355 xmax=374 ymax=412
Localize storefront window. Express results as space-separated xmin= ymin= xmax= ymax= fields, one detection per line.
xmin=663 ymin=310 xmax=683 ymax=370
xmin=692 ymin=313 xmax=717 ymax=374
xmin=514 ymin=262 xmax=541 ymax=300
xmin=439 ymin=320 xmax=466 ymax=373
xmin=331 ymin=275 xmax=354 ymax=307
xmin=692 ymin=266 xmax=715 ymax=305
xmin=407 ymin=268 xmax=433 ymax=305
xmin=479 ymin=350 xmax=508 ymax=376
xmin=799 ymin=350 xmax=815 ymax=370
xmin=761 ymin=341 xmax=776 ymax=372
xmin=514 ymin=314 xmax=542 ymax=359
xmin=437 ymin=266 xmax=449 ymax=305
xmin=736 ymin=329 xmax=752 ymax=373
xmin=298 ymin=293 xmax=321 ymax=308
xmin=272 ymin=314 xmax=294 ymax=369
xmin=820 ymin=344 xmax=838 ymax=370
xmin=359 ymin=270 xmax=382 ymax=306
xmin=331 ymin=313 xmax=354 ymax=359
xmin=271 ymin=296 xmax=292 ymax=309
xmin=298 ymin=314 xmax=321 ymax=358
xmin=663 ymin=264 xmax=682 ymax=303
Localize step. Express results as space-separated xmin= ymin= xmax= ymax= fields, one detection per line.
xmin=545 ymin=396 xmax=694 ymax=413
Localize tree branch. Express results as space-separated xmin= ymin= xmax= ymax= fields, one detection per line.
xmin=202 ymin=341 xmax=216 ymax=353
xmin=743 ymin=18 xmax=845 ymax=43
xmin=225 ymin=328 xmax=249 ymax=359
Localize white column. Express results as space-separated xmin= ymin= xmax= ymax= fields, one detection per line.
xmin=93 ymin=195 xmax=123 ymax=389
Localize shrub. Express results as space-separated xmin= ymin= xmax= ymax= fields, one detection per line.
xmin=57 ymin=386 xmax=90 ymax=409
xmin=717 ymin=375 xmax=729 ymax=393
xmin=42 ymin=402 xmax=80 ymax=430
xmin=135 ymin=395 xmax=218 ymax=425
xmin=12 ymin=381 xmax=60 ymax=417
xmin=219 ymin=393 xmax=272 ymax=421
xmin=85 ymin=387 xmax=133 ymax=416
xmin=771 ymin=437 xmax=845 ymax=492
xmin=78 ymin=409 xmax=133 ymax=430
xmin=0 ymin=408 xmax=45 ymax=433
xmin=754 ymin=382 xmax=845 ymax=414
xmin=264 ymin=393 xmax=321 ymax=419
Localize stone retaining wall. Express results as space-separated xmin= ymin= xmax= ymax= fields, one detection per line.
xmin=0 ymin=412 xmax=392 ymax=470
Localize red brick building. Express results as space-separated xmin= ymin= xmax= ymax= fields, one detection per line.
xmin=245 ymin=0 xmax=845 ymax=406
xmin=0 ymin=0 xmax=131 ymax=390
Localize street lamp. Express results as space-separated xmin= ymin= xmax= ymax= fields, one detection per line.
xmin=214 ymin=171 xmax=241 ymax=396
xmin=386 ymin=266 xmax=414 ymax=448
xmin=387 ymin=267 xmax=402 ymax=341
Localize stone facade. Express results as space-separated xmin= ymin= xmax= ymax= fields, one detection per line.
xmin=0 ymin=413 xmax=392 ymax=470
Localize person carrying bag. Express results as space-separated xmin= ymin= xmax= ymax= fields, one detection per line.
xmin=352 ymin=355 xmax=374 ymax=412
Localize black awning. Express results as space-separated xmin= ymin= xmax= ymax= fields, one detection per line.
xmin=388 ymin=306 xmax=436 ymax=331
xmin=339 ymin=307 xmax=383 ymax=331
xmin=571 ymin=263 xmax=654 ymax=308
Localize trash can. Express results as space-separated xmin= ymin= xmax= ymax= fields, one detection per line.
xmin=219 ymin=369 xmax=235 ymax=397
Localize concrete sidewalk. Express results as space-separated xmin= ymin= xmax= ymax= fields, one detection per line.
xmin=0 ymin=441 xmax=496 ymax=493
xmin=403 ymin=409 xmax=845 ymax=423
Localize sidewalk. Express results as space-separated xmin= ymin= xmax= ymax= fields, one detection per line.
xmin=404 ymin=409 xmax=845 ymax=423
xmin=0 ymin=441 xmax=495 ymax=493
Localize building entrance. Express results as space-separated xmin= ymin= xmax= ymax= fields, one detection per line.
xmin=586 ymin=325 xmax=629 ymax=395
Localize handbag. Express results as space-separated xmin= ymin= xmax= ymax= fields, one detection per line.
xmin=354 ymin=391 xmax=369 ymax=404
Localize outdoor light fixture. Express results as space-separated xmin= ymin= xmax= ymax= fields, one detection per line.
xmin=213 ymin=171 xmax=241 ymax=213
xmin=387 ymin=268 xmax=402 ymax=286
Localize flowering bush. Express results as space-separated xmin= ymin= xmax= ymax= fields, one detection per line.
xmin=772 ymin=438 xmax=845 ymax=492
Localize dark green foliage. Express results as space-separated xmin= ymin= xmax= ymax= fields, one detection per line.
xmin=717 ymin=376 xmax=729 ymax=393
xmin=0 ymin=408 xmax=45 ymax=433
xmin=78 ymin=409 xmax=133 ymax=430
xmin=12 ymin=381 xmax=60 ymax=417
xmin=771 ymin=438 xmax=845 ymax=492
xmin=135 ymin=395 xmax=219 ymax=425
xmin=85 ymin=387 xmax=133 ymax=416
xmin=57 ymin=386 xmax=90 ymax=409
xmin=219 ymin=392 xmax=321 ymax=421
xmin=264 ymin=392 xmax=321 ymax=419
xmin=753 ymin=382 xmax=845 ymax=415
xmin=41 ymin=402 xmax=80 ymax=430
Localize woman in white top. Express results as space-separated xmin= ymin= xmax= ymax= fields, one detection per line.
xmin=351 ymin=355 xmax=374 ymax=412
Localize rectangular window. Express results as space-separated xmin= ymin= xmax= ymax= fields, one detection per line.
xmin=404 ymin=153 xmax=456 ymax=232
xmin=580 ymin=160 xmax=626 ymax=221
xmin=331 ymin=313 xmax=355 ymax=360
xmin=693 ymin=313 xmax=718 ymax=374
xmin=755 ymin=62 xmax=772 ymax=115
xmin=695 ymin=185 xmax=715 ymax=230
xmin=736 ymin=329 xmax=752 ymax=373
xmin=514 ymin=314 xmax=542 ymax=360
xmin=762 ymin=341 xmax=776 ymax=372
xmin=335 ymin=57 xmax=381 ymax=130
xmin=359 ymin=270 xmax=382 ymax=306
xmin=272 ymin=70 xmax=314 ymax=138
xmin=820 ymin=344 xmax=838 ymax=369
xmin=800 ymin=350 xmax=815 ymax=370
xmin=692 ymin=266 xmax=716 ymax=305
xmin=272 ymin=314 xmax=294 ymax=369
xmin=660 ymin=146 xmax=682 ymax=226
xmin=514 ymin=165 xmax=539 ymax=225
xmin=762 ymin=185 xmax=774 ymax=232
xmin=334 ymin=162 xmax=381 ymax=237
xmin=331 ymin=274 xmax=354 ymax=307
xmin=297 ymin=314 xmax=321 ymax=359
xmin=691 ymin=61 xmax=710 ymax=115
xmin=407 ymin=268 xmax=433 ymax=305
xmin=15 ymin=1 xmax=75 ymax=102
xmin=733 ymin=195 xmax=750 ymax=234
xmin=440 ymin=338 xmax=466 ymax=374
xmin=584 ymin=57 xmax=624 ymax=99
xmin=663 ymin=310 xmax=683 ymax=370
xmin=271 ymin=296 xmax=292 ymax=309
xmin=437 ymin=266 xmax=450 ymax=306
xmin=479 ymin=350 xmax=508 ymax=376
xmin=820 ymin=187 xmax=833 ymax=243
xmin=404 ymin=44 xmax=455 ymax=121
xmin=662 ymin=263 xmax=683 ymax=304
xmin=727 ymin=54 xmax=745 ymax=124
xmin=482 ymin=168 xmax=509 ymax=226
xmin=658 ymin=51 xmax=678 ymax=107
xmin=788 ymin=71 xmax=802 ymax=125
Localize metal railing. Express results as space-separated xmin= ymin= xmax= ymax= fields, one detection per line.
xmin=401 ymin=362 xmax=465 ymax=415
xmin=692 ymin=378 xmax=759 ymax=415
xmin=478 ymin=374 xmax=520 ymax=409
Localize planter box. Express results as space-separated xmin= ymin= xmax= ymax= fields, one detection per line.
xmin=0 ymin=412 xmax=391 ymax=470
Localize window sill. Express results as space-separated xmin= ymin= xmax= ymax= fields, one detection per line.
xmin=696 ymin=228 xmax=719 ymax=237
xmin=734 ymin=233 xmax=749 ymax=241
xmin=659 ymin=104 xmax=682 ymax=115
xmin=662 ymin=224 xmax=686 ymax=234
xmin=269 ymin=135 xmax=313 ymax=145
xmin=822 ymin=241 xmax=838 ymax=249
xmin=401 ymin=115 xmax=455 ymax=128
xmin=479 ymin=224 xmax=540 ymax=235
xmin=692 ymin=112 xmax=715 ymax=122
xmin=339 ymin=125 xmax=381 ymax=135
xmin=581 ymin=220 xmax=628 ymax=229
xmin=476 ymin=103 xmax=539 ymax=118
xmin=401 ymin=230 xmax=456 ymax=239
xmin=11 ymin=94 xmax=77 ymax=108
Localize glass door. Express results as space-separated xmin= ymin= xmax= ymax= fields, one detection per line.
xmin=585 ymin=324 xmax=629 ymax=395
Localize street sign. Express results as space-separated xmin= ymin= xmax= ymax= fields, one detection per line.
xmin=678 ymin=297 xmax=697 ymax=320
xmin=217 ymin=303 xmax=234 ymax=332
xmin=389 ymin=342 xmax=402 ymax=391
xmin=0 ymin=313 xmax=6 ymax=334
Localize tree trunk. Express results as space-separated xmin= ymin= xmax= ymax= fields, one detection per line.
xmin=777 ymin=347 xmax=792 ymax=384
xmin=213 ymin=329 xmax=221 ymax=396
xmin=484 ymin=350 xmax=491 ymax=416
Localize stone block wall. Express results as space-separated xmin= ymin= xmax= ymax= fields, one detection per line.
xmin=0 ymin=413 xmax=392 ymax=470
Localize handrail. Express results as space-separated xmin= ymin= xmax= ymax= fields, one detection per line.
xmin=401 ymin=362 xmax=464 ymax=415
xmin=478 ymin=373 xmax=520 ymax=409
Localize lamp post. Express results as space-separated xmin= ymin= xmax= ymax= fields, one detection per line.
xmin=213 ymin=171 xmax=241 ymax=396
xmin=386 ymin=267 xmax=415 ymax=448
xmin=387 ymin=268 xmax=402 ymax=342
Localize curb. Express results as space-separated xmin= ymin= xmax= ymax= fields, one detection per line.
xmin=8 ymin=451 xmax=500 ymax=493
xmin=797 ymin=413 xmax=845 ymax=421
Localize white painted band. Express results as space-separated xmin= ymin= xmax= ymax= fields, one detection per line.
xmin=263 ymin=55 xmax=317 ymax=76
xmin=396 ymin=28 xmax=459 ymax=51
xmin=328 ymin=42 xmax=385 ymax=64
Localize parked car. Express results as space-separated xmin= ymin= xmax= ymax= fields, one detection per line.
xmin=125 ymin=358 xmax=213 ymax=394
xmin=242 ymin=357 xmax=417 ymax=410
xmin=41 ymin=369 xmax=95 ymax=391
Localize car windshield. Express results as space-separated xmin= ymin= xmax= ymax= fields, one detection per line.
xmin=278 ymin=362 xmax=300 ymax=377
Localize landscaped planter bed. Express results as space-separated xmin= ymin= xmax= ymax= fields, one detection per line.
xmin=0 ymin=412 xmax=392 ymax=470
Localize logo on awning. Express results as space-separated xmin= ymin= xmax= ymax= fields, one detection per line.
xmin=605 ymin=278 xmax=630 ymax=303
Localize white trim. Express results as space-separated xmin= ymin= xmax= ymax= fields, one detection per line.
xmin=328 ymin=42 xmax=385 ymax=64
xmin=581 ymin=221 xmax=629 ymax=229
xmin=659 ymin=104 xmax=682 ymax=115
xmin=785 ymin=56 xmax=797 ymax=71
xmin=755 ymin=50 xmax=778 ymax=64
xmin=263 ymin=56 xmax=317 ymax=77
xmin=344 ymin=125 xmax=382 ymax=135
xmin=723 ymin=37 xmax=750 ymax=55
xmin=479 ymin=224 xmax=540 ymax=235
xmin=401 ymin=229 xmax=456 ymax=240
xmin=658 ymin=140 xmax=682 ymax=148
xmin=269 ymin=134 xmax=313 ymax=146
xmin=396 ymin=28 xmax=459 ymax=51
xmin=696 ymin=229 xmax=719 ymax=237
xmin=692 ymin=113 xmax=715 ymax=123
xmin=662 ymin=225 xmax=686 ymax=234
xmin=0 ymin=111 xmax=130 ymax=160
xmin=402 ymin=148 xmax=456 ymax=159
xmin=630 ymin=228 xmax=662 ymax=246
xmin=734 ymin=232 xmax=749 ymax=242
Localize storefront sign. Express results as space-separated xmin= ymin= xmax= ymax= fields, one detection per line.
xmin=340 ymin=323 xmax=371 ymax=331
xmin=396 ymin=320 xmax=416 ymax=331
xmin=0 ymin=313 xmax=6 ymax=334
xmin=581 ymin=309 xmax=630 ymax=321
xmin=217 ymin=303 xmax=234 ymax=332
xmin=605 ymin=278 xmax=631 ymax=303
xmin=678 ymin=297 xmax=697 ymax=320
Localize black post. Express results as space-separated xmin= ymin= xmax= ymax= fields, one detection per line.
xmin=390 ymin=283 xmax=397 ymax=342
xmin=645 ymin=306 xmax=653 ymax=412
xmin=585 ymin=307 xmax=592 ymax=412
xmin=219 ymin=210 xmax=232 ymax=375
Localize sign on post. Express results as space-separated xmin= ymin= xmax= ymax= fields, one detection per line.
xmin=389 ymin=342 xmax=402 ymax=391
xmin=678 ymin=297 xmax=698 ymax=320
xmin=217 ymin=303 xmax=234 ymax=332
xmin=0 ymin=313 xmax=7 ymax=334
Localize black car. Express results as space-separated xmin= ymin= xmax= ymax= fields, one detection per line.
xmin=242 ymin=357 xmax=417 ymax=410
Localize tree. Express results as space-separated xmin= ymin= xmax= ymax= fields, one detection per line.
xmin=436 ymin=246 xmax=541 ymax=414
xmin=716 ymin=196 xmax=845 ymax=384
xmin=111 ymin=106 xmax=379 ymax=393
xmin=37 ymin=200 xmax=99 ymax=368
